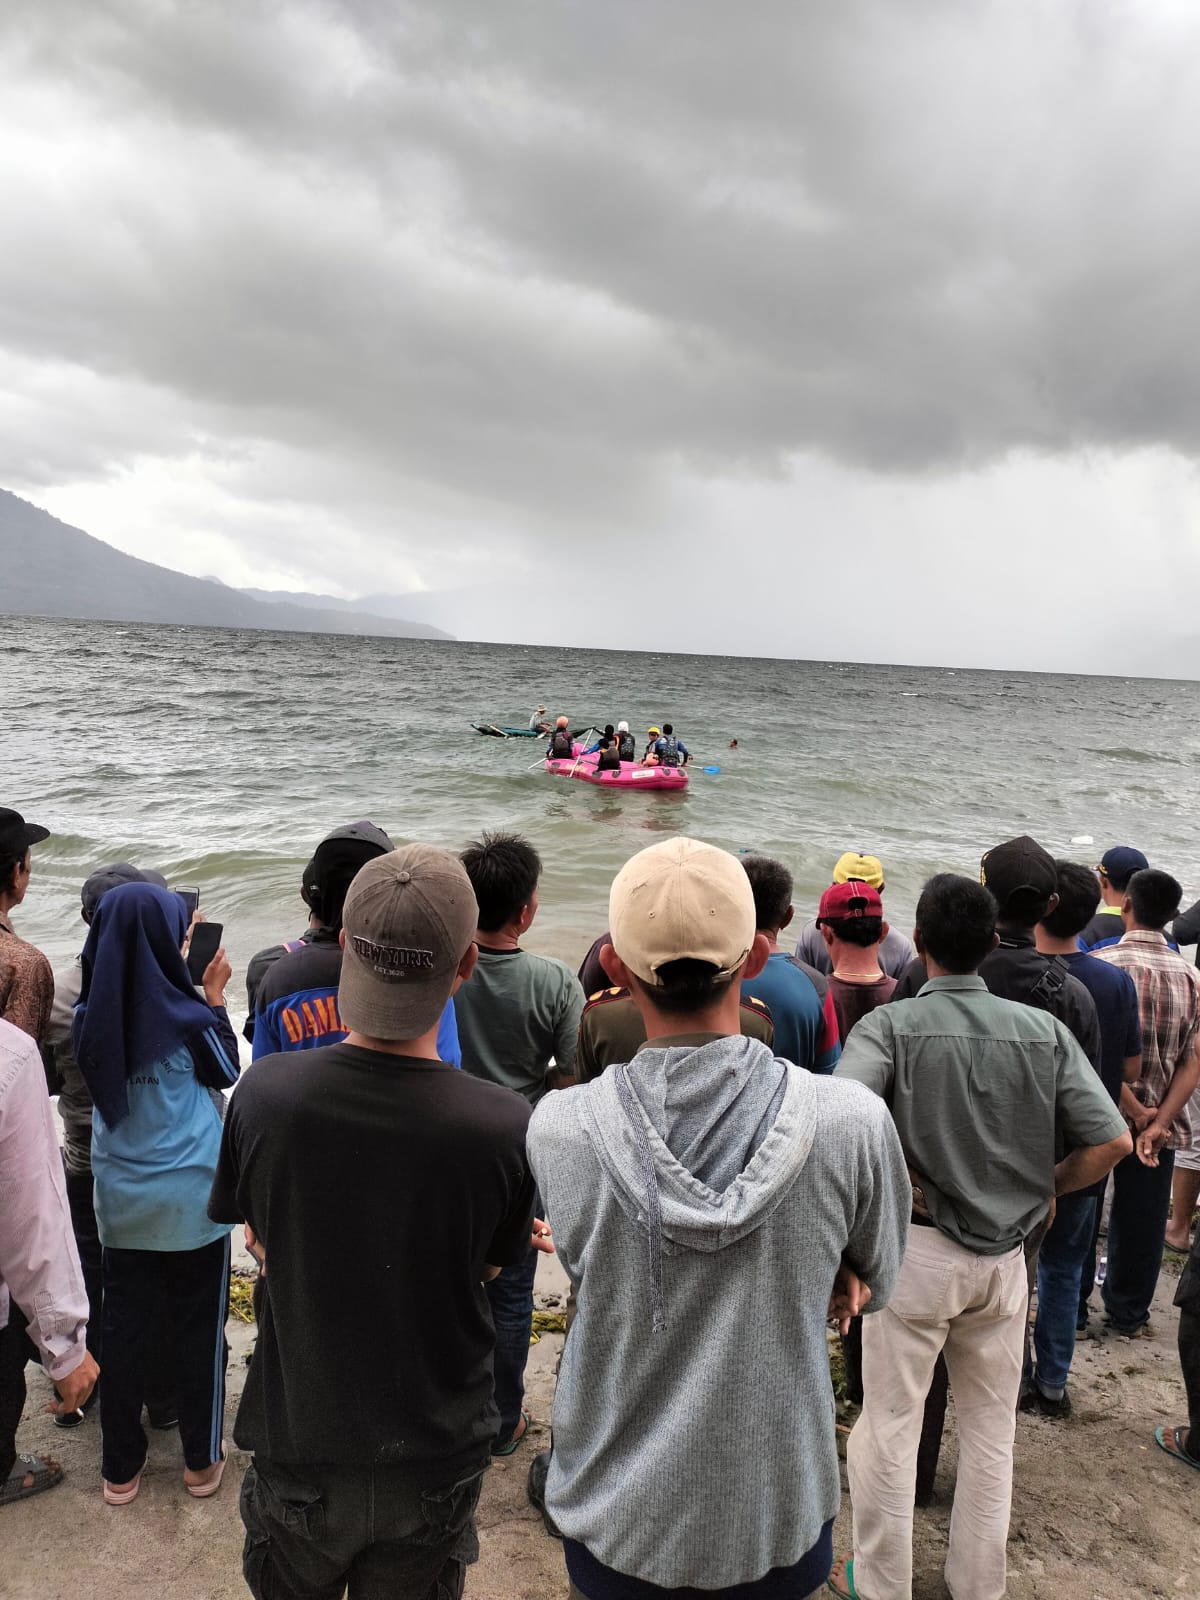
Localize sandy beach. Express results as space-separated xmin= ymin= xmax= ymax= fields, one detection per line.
xmin=3 ymin=1244 xmax=1198 ymax=1600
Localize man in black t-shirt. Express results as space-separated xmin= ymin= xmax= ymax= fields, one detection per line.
xmin=210 ymin=845 xmax=536 ymax=1600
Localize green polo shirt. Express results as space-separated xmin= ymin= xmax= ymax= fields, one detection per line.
xmin=835 ymin=974 xmax=1126 ymax=1254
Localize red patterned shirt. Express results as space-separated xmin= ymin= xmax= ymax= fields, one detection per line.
xmin=1096 ymin=929 xmax=1200 ymax=1150
xmin=0 ymin=912 xmax=54 ymax=1045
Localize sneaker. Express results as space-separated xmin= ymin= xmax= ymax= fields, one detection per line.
xmin=1024 ymin=1385 xmax=1072 ymax=1420
xmin=1102 ymin=1317 xmax=1152 ymax=1340
xmin=52 ymin=1409 xmax=86 ymax=1431
xmin=527 ymin=1450 xmax=562 ymax=1540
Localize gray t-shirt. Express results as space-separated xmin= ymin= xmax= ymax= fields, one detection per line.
xmin=453 ymin=946 xmax=585 ymax=1104
xmin=835 ymin=973 xmax=1127 ymax=1254
xmin=795 ymin=918 xmax=914 ymax=979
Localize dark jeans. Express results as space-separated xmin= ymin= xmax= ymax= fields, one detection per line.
xmin=0 ymin=1305 xmax=32 ymax=1481
xmin=241 ymin=1456 xmax=484 ymax=1600
xmin=1033 ymin=1192 xmax=1097 ymax=1394
xmin=64 ymin=1163 xmax=103 ymax=1369
xmin=1077 ymin=1175 xmax=1108 ymax=1328
xmin=100 ymin=1235 xmax=230 ymax=1483
xmin=486 ymin=1243 xmax=539 ymax=1444
xmin=1175 ymin=1225 xmax=1200 ymax=1453
xmin=1102 ymin=1148 xmax=1175 ymax=1332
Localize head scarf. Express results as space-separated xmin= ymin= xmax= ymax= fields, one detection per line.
xmin=73 ymin=881 xmax=217 ymax=1129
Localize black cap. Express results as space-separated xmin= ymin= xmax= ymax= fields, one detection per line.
xmin=80 ymin=862 xmax=168 ymax=923
xmin=306 ymin=820 xmax=394 ymax=930
xmin=980 ymin=835 xmax=1057 ymax=916
xmin=0 ymin=808 xmax=50 ymax=857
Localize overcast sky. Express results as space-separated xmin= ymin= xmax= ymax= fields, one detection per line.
xmin=3 ymin=0 xmax=1200 ymax=671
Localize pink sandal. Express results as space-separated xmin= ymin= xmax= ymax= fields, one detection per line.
xmin=103 ymin=1467 xmax=144 ymax=1506
xmin=185 ymin=1443 xmax=228 ymax=1499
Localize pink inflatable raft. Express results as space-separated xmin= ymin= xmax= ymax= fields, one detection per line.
xmin=545 ymin=746 xmax=689 ymax=791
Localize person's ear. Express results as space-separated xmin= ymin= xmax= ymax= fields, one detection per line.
xmin=338 ymin=928 xmax=346 ymax=951
xmin=447 ymin=942 xmax=478 ymax=997
xmin=1121 ymin=893 xmax=1134 ymax=921
xmin=991 ymin=931 xmax=1001 ymax=951
xmin=780 ymin=905 xmax=794 ymax=932
xmin=598 ymin=943 xmax=632 ymax=990
xmin=1044 ymin=892 xmax=1060 ymax=917
xmin=819 ymin=922 xmax=835 ymax=952
xmin=741 ymin=931 xmax=771 ymax=982
xmin=879 ymin=920 xmax=890 ymax=943
xmin=913 ymin=926 xmax=925 ymax=958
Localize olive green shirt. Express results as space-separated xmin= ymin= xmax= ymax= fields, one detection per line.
xmin=835 ymin=975 xmax=1127 ymax=1254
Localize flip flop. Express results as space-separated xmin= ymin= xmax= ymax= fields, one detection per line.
xmin=2 ymin=1453 xmax=63 ymax=1506
xmin=492 ymin=1411 xmax=531 ymax=1458
xmin=103 ymin=1466 xmax=144 ymax=1506
xmin=185 ymin=1443 xmax=228 ymax=1499
xmin=1154 ymin=1425 xmax=1200 ymax=1471
xmin=827 ymin=1555 xmax=857 ymax=1597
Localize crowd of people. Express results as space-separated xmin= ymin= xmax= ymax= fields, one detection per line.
xmin=543 ymin=714 xmax=692 ymax=769
xmin=2 ymin=799 xmax=1199 ymax=1600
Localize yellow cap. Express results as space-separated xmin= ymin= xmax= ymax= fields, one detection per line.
xmin=647 ymin=726 xmax=661 ymax=736
xmin=832 ymin=852 xmax=885 ymax=890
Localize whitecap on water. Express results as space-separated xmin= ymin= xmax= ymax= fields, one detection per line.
xmin=1070 ymin=835 xmax=1094 ymax=845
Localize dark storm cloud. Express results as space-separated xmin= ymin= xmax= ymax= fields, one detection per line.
xmin=3 ymin=0 xmax=1200 ymax=555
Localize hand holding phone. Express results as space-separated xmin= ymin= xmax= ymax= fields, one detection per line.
xmin=186 ymin=920 xmax=224 ymax=986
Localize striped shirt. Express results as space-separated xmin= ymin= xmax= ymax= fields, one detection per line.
xmin=1096 ymin=929 xmax=1200 ymax=1149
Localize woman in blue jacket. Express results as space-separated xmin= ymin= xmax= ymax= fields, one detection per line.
xmin=74 ymin=883 xmax=239 ymax=1505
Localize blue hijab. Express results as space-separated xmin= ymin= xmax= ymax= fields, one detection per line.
xmin=74 ymin=881 xmax=216 ymax=1129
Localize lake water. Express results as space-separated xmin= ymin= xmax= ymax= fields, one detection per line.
xmin=3 ymin=613 xmax=1198 ymax=1034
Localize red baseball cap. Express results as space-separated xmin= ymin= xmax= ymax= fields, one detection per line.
xmin=817 ymin=880 xmax=883 ymax=922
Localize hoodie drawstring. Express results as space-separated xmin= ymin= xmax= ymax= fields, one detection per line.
xmin=613 ymin=1062 xmax=667 ymax=1334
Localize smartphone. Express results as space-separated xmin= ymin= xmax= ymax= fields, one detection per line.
xmin=186 ymin=920 xmax=223 ymax=985
xmin=173 ymin=885 xmax=200 ymax=921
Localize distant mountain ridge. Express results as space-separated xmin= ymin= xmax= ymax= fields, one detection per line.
xmin=0 ymin=491 xmax=452 ymax=640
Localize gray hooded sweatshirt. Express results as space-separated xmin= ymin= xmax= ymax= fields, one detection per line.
xmin=527 ymin=1033 xmax=909 ymax=1590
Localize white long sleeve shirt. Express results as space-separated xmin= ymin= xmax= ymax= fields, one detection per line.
xmin=0 ymin=1018 xmax=88 ymax=1380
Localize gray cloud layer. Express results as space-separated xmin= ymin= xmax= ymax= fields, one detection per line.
xmin=2 ymin=2 xmax=1200 ymax=663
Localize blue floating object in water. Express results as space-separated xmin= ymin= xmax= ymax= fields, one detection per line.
xmin=702 ymin=765 xmax=721 ymax=774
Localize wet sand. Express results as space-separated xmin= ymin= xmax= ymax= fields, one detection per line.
xmin=4 ymin=1252 xmax=1198 ymax=1599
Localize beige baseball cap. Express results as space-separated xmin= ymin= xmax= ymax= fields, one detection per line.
xmin=832 ymin=851 xmax=885 ymax=890
xmin=338 ymin=845 xmax=478 ymax=1040
xmin=609 ymin=836 xmax=755 ymax=987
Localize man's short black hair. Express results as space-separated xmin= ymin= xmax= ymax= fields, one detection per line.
xmin=1128 ymin=868 xmax=1182 ymax=931
xmin=632 ymin=959 xmax=735 ymax=1016
xmin=1040 ymin=860 xmax=1100 ymax=941
xmin=827 ymin=917 xmax=885 ymax=949
xmin=915 ymin=873 xmax=997 ymax=974
xmin=0 ymin=850 xmax=25 ymax=897
xmin=603 ymin=724 xmax=615 ymax=737
xmin=662 ymin=723 xmax=674 ymax=735
xmin=741 ymin=855 xmax=792 ymax=932
xmin=461 ymin=831 xmax=541 ymax=932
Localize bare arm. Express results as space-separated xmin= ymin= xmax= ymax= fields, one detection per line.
xmin=1055 ymin=1131 xmax=1133 ymax=1196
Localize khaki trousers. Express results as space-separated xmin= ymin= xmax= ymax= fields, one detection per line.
xmin=847 ymin=1223 xmax=1027 ymax=1600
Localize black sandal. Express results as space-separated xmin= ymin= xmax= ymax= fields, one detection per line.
xmin=1 ymin=1453 xmax=64 ymax=1507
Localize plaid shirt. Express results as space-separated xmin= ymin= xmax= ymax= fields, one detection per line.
xmin=1096 ymin=929 xmax=1200 ymax=1150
